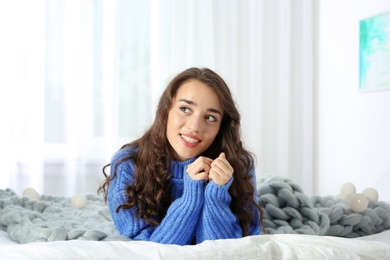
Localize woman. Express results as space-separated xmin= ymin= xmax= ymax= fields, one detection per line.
xmin=98 ymin=67 xmax=262 ymax=245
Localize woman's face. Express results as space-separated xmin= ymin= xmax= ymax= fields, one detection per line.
xmin=166 ymin=80 xmax=223 ymax=161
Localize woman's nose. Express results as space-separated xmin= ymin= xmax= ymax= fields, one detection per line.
xmin=186 ymin=115 xmax=202 ymax=132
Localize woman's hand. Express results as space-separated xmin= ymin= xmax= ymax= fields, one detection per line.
xmin=209 ymin=152 xmax=234 ymax=186
xmin=186 ymin=156 xmax=213 ymax=181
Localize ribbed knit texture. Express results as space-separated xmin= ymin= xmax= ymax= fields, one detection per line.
xmin=107 ymin=147 xmax=261 ymax=245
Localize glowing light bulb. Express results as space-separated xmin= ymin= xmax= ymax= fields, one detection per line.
xmin=362 ymin=187 xmax=379 ymax=203
xmin=22 ymin=188 xmax=40 ymax=200
xmin=71 ymin=194 xmax=88 ymax=209
xmin=340 ymin=182 xmax=356 ymax=198
xmin=349 ymin=193 xmax=368 ymax=213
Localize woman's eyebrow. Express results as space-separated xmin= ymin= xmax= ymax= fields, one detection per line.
xmin=178 ymin=98 xmax=196 ymax=106
xmin=178 ymin=98 xmax=222 ymax=116
xmin=207 ymin=108 xmax=222 ymax=116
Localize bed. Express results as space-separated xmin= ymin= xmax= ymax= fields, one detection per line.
xmin=1 ymin=176 xmax=390 ymax=260
xmin=1 ymin=229 xmax=390 ymax=259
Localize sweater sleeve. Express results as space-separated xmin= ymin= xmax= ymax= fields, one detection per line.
xmin=107 ymin=159 xmax=204 ymax=245
xmin=196 ymin=169 xmax=261 ymax=244
xmin=196 ymin=177 xmax=242 ymax=243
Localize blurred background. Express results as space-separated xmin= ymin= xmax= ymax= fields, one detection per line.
xmin=0 ymin=0 xmax=389 ymax=200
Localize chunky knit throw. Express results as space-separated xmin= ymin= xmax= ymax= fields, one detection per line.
xmin=1 ymin=175 xmax=390 ymax=244
xmin=0 ymin=189 xmax=127 ymax=244
xmin=257 ymin=176 xmax=390 ymax=237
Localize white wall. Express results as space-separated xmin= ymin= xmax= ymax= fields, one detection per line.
xmin=316 ymin=0 xmax=390 ymax=201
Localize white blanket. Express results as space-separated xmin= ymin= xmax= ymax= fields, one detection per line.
xmin=1 ymin=230 xmax=390 ymax=260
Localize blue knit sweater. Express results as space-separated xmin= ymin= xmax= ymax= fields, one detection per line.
xmin=107 ymin=147 xmax=261 ymax=245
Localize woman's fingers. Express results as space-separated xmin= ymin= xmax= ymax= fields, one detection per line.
xmin=186 ymin=153 xmax=234 ymax=185
xmin=186 ymin=156 xmax=213 ymax=181
xmin=209 ymin=153 xmax=234 ymax=186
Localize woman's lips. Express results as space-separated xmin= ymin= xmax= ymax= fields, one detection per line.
xmin=180 ymin=134 xmax=200 ymax=148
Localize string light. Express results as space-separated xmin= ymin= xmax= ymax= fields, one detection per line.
xmin=71 ymin=194 xmax=88 ymax=209
xmin=337 ymin=183 xmax=378 ymax=213
xmin=362 ymin=188 xmax=379 ymax=203
xmin=22 ymin=187 xmax=40 ymax=200
xmin=349 ymin=193 xmax=368 ymax=213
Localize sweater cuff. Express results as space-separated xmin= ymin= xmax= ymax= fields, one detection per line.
xmin=205 ymin=177 xmax=233 ymax=204
xmin=182 ymin=170 xmax=205 ymax=202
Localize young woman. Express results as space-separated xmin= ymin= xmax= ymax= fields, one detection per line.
xmin=98 ymin=67 xmax=262 ymax=245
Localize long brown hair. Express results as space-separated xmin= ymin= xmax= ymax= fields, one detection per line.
xmin=98 ymin=67 xmax=263 ymax=236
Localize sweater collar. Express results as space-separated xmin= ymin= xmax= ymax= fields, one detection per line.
xmin=169 ymin=157 xmax=197 ymax=179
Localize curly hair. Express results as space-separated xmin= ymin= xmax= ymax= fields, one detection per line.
xmin=98 ymin=67 xmax=263 ymax=236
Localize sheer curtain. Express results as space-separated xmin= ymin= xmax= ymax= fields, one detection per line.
xmin=0 ymin=0 xmax=316 ymax=196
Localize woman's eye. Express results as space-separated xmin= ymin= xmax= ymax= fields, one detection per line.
xmin=205 ymin=115 xmax=217 ymax=122
xmin=180 ymin=107 xmax=190 ymax=113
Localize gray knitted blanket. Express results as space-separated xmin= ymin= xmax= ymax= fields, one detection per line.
xmin=1 ymin=176 xmax=390 ymax=244
xmin=258 ymin=176 xmax=390 ymax=237
xmin=0 ymin=189 xmax=129 ymax=244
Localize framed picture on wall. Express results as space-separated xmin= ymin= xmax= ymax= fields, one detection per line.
xmin=359 ymin=11 xmax=390 ymax=91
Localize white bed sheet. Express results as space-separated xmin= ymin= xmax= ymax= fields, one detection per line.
xmin=1 ymin=230 xmax=390 ymax=260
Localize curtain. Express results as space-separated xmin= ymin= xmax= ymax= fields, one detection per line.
xmin=0 ymin=0 xmax=316 ymax=197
